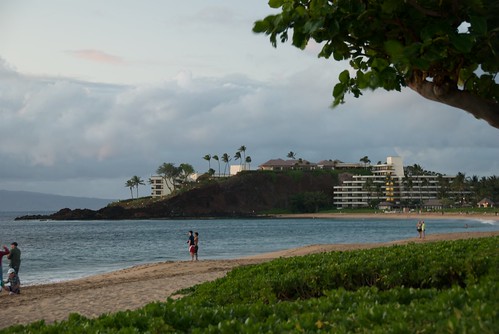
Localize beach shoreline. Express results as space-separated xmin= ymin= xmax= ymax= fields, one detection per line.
xmin=268 ymin=212 xmax=499 ymax=221
xmin=0 ymin=229 xmax=498 ymax=330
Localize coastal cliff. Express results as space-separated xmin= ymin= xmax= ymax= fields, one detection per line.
xmin=17 ymin=171 xmax=340 ymax=220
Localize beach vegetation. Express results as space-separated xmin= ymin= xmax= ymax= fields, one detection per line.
xmin=253 ymin=0 xmax=499 ymax=129
xmin=155 ymin=162 xmax=195 ymax=193
xmin=2 ymin=237 xmax=497 ymax=333
xmin=290 ymin=191 xmax=330 ymax=213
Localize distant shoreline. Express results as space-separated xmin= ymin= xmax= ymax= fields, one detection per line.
xmin=268 ymin=212 xmax=499 ymax=221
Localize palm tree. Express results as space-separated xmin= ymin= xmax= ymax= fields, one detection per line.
xmin=402 ymin=175 xmax=414 ymax=205
xmin=362 ymin=178 xmax=375 ymax=206
xmin=212 ymin=155 xmax=220 ymax=176
xmin=287 ymin=151 xmax=297 ymax=159
xmin=360 ymin=156 xmax=371 ymax=169
xmin=221 ymin=153 xmax=231 ymax=176
xmin=156 ymin=162 xmax=177 ymax=193
xmin=203 ymin=154 xmax=211 ymax=172
xmin=130 ymin=175 xmax=145 ymax=198
xmin=238 ymin=145 xmax=247 ymax=161
xmin=409 ymin=164 xmax=425 ymax=176
xmin=245 ymin=156 xmax=252 ymax=170
xmin=234 ymin=151 xmax=242 ymax=167
xmin=452 ymin=172 xmax=467 ymax=206
xmin=179 ymin=163 xmax=195 ymax=185
xmin=238 ymin=145 xmax=247 ymax=170
xmin=125 ymin=179 xmax=134 ymax=199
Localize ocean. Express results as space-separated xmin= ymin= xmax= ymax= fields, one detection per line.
xmin=0 ymin=211 xmax=497 ymax=286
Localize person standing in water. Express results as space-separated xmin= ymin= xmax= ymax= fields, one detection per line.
xmin=421 ymin=221 xmax=426 ymax=239
xmin=187 ymin=231 xmax=195 ymax=261
xmin=416 ymin=221 xmax=422 ymax=238
xmin=194 ymin=232 xmax=199 ymax=261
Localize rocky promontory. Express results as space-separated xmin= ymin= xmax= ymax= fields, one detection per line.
xmin=16 ymin=171 xmax=341 ymax=220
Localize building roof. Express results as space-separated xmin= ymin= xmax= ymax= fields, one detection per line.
xmin=316 ymin=159 xmax=342 ymax=166
xmin=259 ymin=159 xmax=316 ymax=168
xmin=478 ymin=198 xmax=494 ymax=204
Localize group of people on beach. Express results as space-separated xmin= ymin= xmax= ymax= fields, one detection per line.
xmin=416 ymin=220 xmax=426 ymax=239
xmin=187 ymin=231 xmax=199 ymax=261
xmin=0 ymin=242 xmax=22 ymax=296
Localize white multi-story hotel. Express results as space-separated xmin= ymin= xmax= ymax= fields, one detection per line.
xmin=333 ymin=156 xmax=456 ymax=209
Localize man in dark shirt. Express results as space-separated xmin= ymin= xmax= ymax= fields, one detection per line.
xmin=7 ymin=242 xmax=21 ymax=275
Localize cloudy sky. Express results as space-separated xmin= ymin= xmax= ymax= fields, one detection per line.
xmin=0 ymin=0 xmax=498 ymax=200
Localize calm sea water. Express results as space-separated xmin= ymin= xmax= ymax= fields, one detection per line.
xmin=0 ymin=211 xmax=497 ymax=286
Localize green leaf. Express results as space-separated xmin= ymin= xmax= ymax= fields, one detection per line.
xmin=332 ymin=83 xmax=346 ymax=106
xmin=450 ymin=34 xmax=474 ymax=53
xmin=252 ymin=20 xmax=268 ymax=33
xmin=303 ymin=19 xmax=324 ymax=34
xmin=338 ymin=70 xmax=350 ymax=83
xmin=269 ymin=0 xmax=285 ymax=9
xmin=384 ymin=40 xmax=404 ymax=60
xmin=333 ymin=82 xmax=346 ymax=98
xmin=371 ymin=58 xmax=389 ymax=71
xmin=469 ymin=16 xmax=487 ymax=35
xmin=356 ymin=71 xmax=369 ymax=89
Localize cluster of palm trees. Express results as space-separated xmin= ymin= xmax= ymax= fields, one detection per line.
xmin=203 ymin=145 xmax=251 ymax=177
xmin=402 ymin=165 xmax=499 ymax=207
xmin=125 ymin=176 xmax=145 ymax=199
xmin=155 ymin=162 xmax=195 ymax=193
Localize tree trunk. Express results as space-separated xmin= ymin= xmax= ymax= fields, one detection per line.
xmin=407 ymin=79 xmax=499 ymax=129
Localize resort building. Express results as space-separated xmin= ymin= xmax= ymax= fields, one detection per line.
xmin=333 ymin=156 xmax=456 ymax=209
xmin=259 ymin=159 xmax=365 ymax=171
xmin=259 ymin=159 xmax=317 ymax=171
xmin=477 ymin=198 xmax=495 ymax=208
xmin=149 ymin=175 xmax=172 ymax=197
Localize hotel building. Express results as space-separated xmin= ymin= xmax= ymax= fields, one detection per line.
xmin=333 ymin=156 xmax=456 ymax=209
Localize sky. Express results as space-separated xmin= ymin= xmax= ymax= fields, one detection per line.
xmin=0 ymin=0 xmax=498 ymax=200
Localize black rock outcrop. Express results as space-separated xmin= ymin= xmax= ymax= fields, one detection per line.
xmin=16 ymin=171 xmax=339 ymax=220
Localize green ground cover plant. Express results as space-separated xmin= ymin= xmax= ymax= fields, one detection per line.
xmin=2 ymin=237 xmax=497 ymax=333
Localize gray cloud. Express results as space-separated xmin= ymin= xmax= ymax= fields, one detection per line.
xmin=0 ymin=61 xmax=497 ymax=199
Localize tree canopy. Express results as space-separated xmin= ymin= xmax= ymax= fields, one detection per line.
xmin=254 ymin=0 xmax=499 ymax=128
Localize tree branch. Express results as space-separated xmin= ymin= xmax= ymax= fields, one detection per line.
xmin=407 ymin=79 xmax=499 ymax=129
xmin=406 ymin=0 xmax=443 ymax=17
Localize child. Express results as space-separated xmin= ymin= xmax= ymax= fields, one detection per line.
xmin=4 ymin=268 xmax=21 ymax=295
xmin=0 ymin=245 xmax=10 ymax=290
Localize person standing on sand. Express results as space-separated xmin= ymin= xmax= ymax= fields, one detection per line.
xmin=0 ymin=245 xmax=10 ymax=289
xmin=421 ymin=221 xmax=426 ymax=239
xmin=7 ymin=242 xmax=21 ymax=275
xmin=194 ymin=232 xmax=199 ymax=261
xmin=187 ymin=231 xmax=195 ymax=261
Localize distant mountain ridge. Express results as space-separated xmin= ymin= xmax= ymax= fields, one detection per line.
xmin=0 ymin=189 xmax=115 ymax=212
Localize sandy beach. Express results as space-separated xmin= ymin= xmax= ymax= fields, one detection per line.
xmin=0 ymin=226 xmax=498 ymax=330
xmin=270 ymin=212 xmax=499 ymax=221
